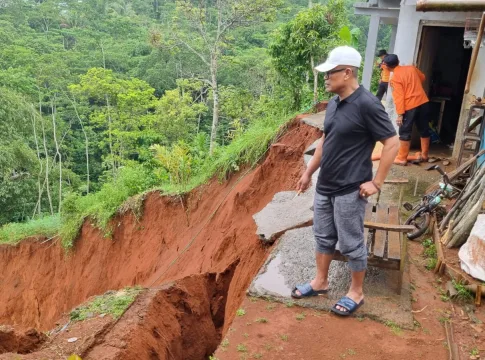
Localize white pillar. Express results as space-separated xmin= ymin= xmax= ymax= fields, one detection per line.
xmin=389 ymin=25 xmax=398 ymax=53
xmin=362 ymin=14 xmax=380 ymax=90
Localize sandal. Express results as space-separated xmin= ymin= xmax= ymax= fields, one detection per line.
xmin=331 ymin=296 xmax=364 ymax=316
xmin=291 ymin=283 xmax=329 ymax=299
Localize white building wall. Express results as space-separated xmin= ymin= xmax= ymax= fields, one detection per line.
xmin=388 ymin=0 xmax=485 ymax=158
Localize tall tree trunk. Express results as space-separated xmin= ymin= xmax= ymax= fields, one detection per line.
xmin=153 ymin=0 xmax=160 ymax=19
xmin=100 ymin=40 xmax=106 ymax=69
xmin=311 ymin=56 xmax=319 ymax=104
xmin=51 ymin=98 xmax=62 ymax=213
xmin=38 ymin=90 xmax=54 ymax=215
xmin=209 ymin=53 xmax=219 ymax=155
xmin=105 ymin=94 xmax=116 ymax=175
xmin=30 ymin=112 xmax=43 ymax=217
xmin=70 ymin=97 xmax=90 ymax=194
xmin=40 ymin=109 xmax=54 ymax=215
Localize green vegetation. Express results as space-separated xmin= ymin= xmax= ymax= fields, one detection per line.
xmin=0 ymin=0 xmax=392 ymax=247
xmin=384 ymin=320 xmax=403 ymax=336
xmin=470 ymin=347 xmax=480 ymax=357
xmin=266 ymin=304 xmax=276 ymax=311
xmin=296 ymin=312 xmax=306 ymax=321
xmin=452 ymin=280 xmax=474 ymax=303
xmin=280 ymin=334 xmax=289 ymax=341
xmin=0 ymin=215 xmax=60 ymax=245
xmin=255 ymin=317 xmax=269 ymax=324
xmin=70 ymin=287 xmax=142 ymax=322
xmin=422 ymin=238 xmax=438 ymax=270
xmin=220 ymin=338 xmax=230 ymax=350
xmin=237 ymin=309 xmax=246 ymax=317
xmin=340 ymin=349 xmax=357 ymax=358
xmin=237 ymin=344 xmax=248 ymax=353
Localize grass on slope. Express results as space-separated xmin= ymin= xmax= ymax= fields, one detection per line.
xmin=0 ymin=110 xmax=296 ymax=249
xmin=0 ymin=215 xmax=60 ymax=245
xmin=70 ymin=287 xmax=143 ymax=322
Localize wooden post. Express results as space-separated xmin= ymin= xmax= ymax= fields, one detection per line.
xmin=476 ymin=284 xmax=482 ymax=307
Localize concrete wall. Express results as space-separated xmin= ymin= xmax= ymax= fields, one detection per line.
xmin=389 ymin=0 xmax=485 ymax=158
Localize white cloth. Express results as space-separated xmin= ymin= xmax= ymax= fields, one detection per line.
xmin=459 ymin=214 xmax=485 ymax=282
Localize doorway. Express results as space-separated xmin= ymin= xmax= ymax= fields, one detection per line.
xmin=415 ymin=25 xmax=472 ymax=150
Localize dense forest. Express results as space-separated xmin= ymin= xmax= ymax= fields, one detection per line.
xmin=0 ymin=0 xmax=390 ymax=246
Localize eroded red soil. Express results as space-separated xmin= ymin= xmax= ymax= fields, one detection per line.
xmin=0 ymin=118 xmax=320 ymax=336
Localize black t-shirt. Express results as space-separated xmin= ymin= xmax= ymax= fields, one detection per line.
xmin=317 ymin=86 xmax=396 ymax=196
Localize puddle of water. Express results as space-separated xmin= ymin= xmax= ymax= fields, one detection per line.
xmin=253 ymin=253 xmax=292 ymax=297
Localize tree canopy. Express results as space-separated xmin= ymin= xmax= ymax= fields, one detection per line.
xmin=0 ymin=0 xmax=392 ymax=243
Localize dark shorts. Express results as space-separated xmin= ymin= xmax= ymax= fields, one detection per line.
xmin=376 ymin=82 xmax=388 ymax=101
xmin=313 ymin=190 xmax=368 ymax=272
xmin=399 ymin=102 xmax=431 ymax=141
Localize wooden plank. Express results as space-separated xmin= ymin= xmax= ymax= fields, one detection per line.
xmin=373 ymin=205 xmax=388 ymax=258
xmin=384 ymin=179 xmax=409 ymax=184
xmin=387 ymin=206 xmax=401 ymax=260
xmin=364 ymin=222 xmax=414 ymax=232
xmin=449 ymin=149 xmax=485 ymax=180
xmin=332 ymin=250 xmax=400 ymax=270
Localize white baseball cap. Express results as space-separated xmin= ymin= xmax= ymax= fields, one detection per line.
xmin=315 ymin=46 xmax=362 ymax=72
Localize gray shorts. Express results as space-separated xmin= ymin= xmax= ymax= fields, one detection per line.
xmin=313 ymin=189 xmax=368 ymax=272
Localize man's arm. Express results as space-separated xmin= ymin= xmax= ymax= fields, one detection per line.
xmin=416 ymin=67 xmax=426 ymax=83
xmin=391 ymin=77 xmax=405 ymax=116
xmin=297 ymin=133 xmax=325 ymax=192
xmin=306 ymin=134 xmax=324 ymax=175
xmin=373 ymin=135 xmax=399 ymax=188
xmin=359 ymin=135 xmax=399 ymax=197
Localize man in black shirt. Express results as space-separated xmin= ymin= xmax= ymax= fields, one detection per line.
xmin=291 ymin=46 xmax=399 ymax=316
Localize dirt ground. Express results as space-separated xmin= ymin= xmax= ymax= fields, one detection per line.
xmin=1 ymin=117 xmax=484 ymax=360
xmin=214 ymin=240 xmax=485 ymax=360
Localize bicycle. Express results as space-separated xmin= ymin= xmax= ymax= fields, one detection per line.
xmin=403 ymin=165 xmax=461 ymax=240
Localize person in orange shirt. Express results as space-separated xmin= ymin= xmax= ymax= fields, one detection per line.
xmin=384 ymin=54 xmax=430 ymax=165
xmin=375 ymin=49 xmax=390 ymax=101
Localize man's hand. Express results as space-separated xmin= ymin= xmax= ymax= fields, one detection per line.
xmin=396 ymin=114 xmax=403 ymax=127
xmin=297 ymin=173 xmax=312 ymax=193
xmin=359 ymin=181 xmax=379 ymax=198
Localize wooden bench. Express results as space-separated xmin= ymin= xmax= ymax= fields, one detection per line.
xmin=333 ymin=202 xmax=410 ymax=294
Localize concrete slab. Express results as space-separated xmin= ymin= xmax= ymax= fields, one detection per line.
xmin=248 ymin=226 xmax=413 ymax=329
xmin=252 ymin=190 xmax=314 ymax=244
xmin=304 ymin=154 xmax=313 ymax=166
xmin=304 ymin=139 xmax=320 ymax=156
xmin=301 ymin=111 xmax=325 ymax=130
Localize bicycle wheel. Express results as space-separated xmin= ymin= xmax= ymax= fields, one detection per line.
xmin=405 ymin=212 xmax=431 ymax=240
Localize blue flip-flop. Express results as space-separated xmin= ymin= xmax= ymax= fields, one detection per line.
xmin=331 ymin=296 xmax=364 ymax=316
xmin=291 ymin=283 xmax=329 ymax=299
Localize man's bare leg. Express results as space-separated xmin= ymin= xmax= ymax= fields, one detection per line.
xmin=336 ymin=270 xmax=365 ymax=312
xmin=295 ymin=252 xmax=333 ymax=296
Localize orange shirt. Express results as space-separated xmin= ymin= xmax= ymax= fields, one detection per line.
xmin=390 ymin=65 xmax=429 ymax=115
xmin=380 ymin=63 xmax=390 ymax=83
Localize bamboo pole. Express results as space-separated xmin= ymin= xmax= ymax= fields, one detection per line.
xmin=466 ymin=12 xmax=485 ymax=94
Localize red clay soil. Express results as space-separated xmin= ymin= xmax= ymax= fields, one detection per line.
xmin=0 ymin=118 xmax=321 ymax=336
xmin=0 ymin=270 xmax=236 ymax=360
xmin=0 ymin=327 xmax=45 ymax=355
xmin=215 ymin=241 xmax=485 ymax=360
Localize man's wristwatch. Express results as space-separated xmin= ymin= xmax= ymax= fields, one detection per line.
xmin=372 ymin=180 xmax=381 ymax=193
